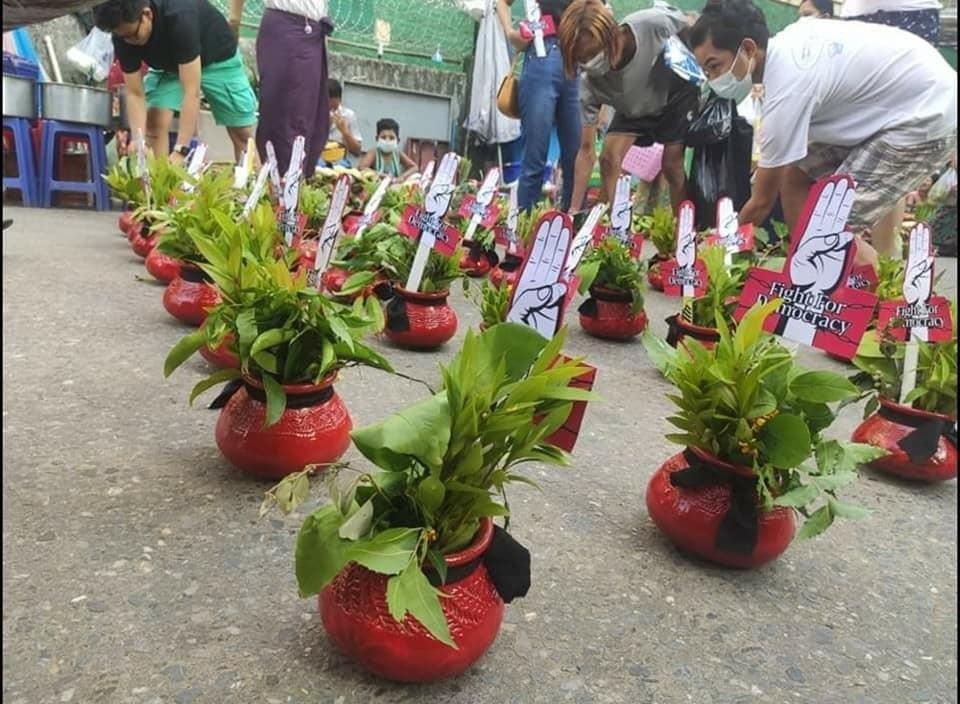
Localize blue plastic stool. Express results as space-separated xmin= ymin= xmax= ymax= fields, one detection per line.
xmin=2 ymin=116 xmax=39 ymax=207
xmin=38 ymin=120 xmax=110 ymax=211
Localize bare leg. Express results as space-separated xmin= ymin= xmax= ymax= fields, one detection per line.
xmin=146 ymin=107 xmax=174 ymax=158
xmin=598 ymin=133 xmax=634 ymax=203
xmin=867 ymin=197 xmax=907 ymax=259
xmin=226 ymin=125 xmax=255 ymax=163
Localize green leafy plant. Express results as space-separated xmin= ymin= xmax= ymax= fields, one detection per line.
xmin=874 ymin=256 xmax=906 ymax=302
xmin=134 ymin=153 xmax=192 ymax=217
xmin=687 ymin=245 xmax=750 ymax=328
xmin=576 ymin=237 xmax=647 ymax=315
xmin=265 ymin=324 xmax=595 ymax=645
xmin=848 ymin=306 xmax=958 ymax=418
xmin=638 ymin=205 xmax=676 ymax=259
xmin=643 ymin=300 xmax=885 ymax=539
xmin=103 ymin=156 xmax=146 ymax=206
xmin=382 ymin=236 xmax=465 ymax=294
xmin=753 ymin=220 xmax=791 ymax=263
xmin=298 ymin=182 xmax=330 ymax=232
xmin=467 ymin=278 xmax=512 ymax=327
xmin=163 ymin=202 xmax=393 ymax=425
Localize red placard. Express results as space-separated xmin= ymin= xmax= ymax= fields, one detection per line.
xmin=876 ymin=296 xmax=954 ymax=343
xmin=661 ymin=259 xmax=708 ymax=298
xmin=734 ymin=175 xmax=878 ymax=360
xmin=704 ymin=224 xmax=755 ymax=253
xmin=398 ymin=204 xmax=462 ymax=256
xmin=846 ymin=263 xmax=879 ymax=292
xmin=343 ymin=210 xmax=380 ymax=236
xmin=543 ymin=356 xmax=597 ymax=454
xmin=458 ymin=195 xmax=502 ymax=230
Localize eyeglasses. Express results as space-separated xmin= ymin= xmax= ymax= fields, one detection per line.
xmin=118 ymin=12 xmax=145 ymax=44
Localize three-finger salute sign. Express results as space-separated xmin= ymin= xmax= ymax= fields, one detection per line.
xmin=506 ymin=211 xmax=572 ymax=339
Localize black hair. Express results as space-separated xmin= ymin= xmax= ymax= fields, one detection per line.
xmin=809 ymin=0 xmax=834 ymax=16
xmin=327 ymin=79 xmax=343 ymax=99
xmin=690 ymin=0 xmax=770 ymax=51
xmin=93 ymin=0 xmax=147 ymax=31
xmin=376 ymin=118 xmax=400 ymax=136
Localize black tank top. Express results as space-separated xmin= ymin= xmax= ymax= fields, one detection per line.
xmin=538 ymin=0 xmax=574 ymax=24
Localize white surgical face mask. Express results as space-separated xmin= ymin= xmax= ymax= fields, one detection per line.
xmin=708 ymin=46 xmax=754 ymax=103
xmin=377 ymin=138 xmax=398 ymax=153
xmin=580 ymin=51 xmax=610 ymax=76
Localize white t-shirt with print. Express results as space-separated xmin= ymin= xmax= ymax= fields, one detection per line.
xmin=841 ymin=0 xmax=940 ymax=17
xmin=758 ymin=18 xmax=957 ymax=169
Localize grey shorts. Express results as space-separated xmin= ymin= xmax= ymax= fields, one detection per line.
xmin=797 ymin=132 xmax=957 ymax=230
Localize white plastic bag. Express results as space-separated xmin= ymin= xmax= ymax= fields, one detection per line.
xmin=66 ymin=27 xmax=114 ymax=82
xmin=928 ymin=167 xmax=957 ymax=204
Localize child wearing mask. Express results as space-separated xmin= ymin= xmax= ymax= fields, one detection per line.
xmin=358 ymin=118 xmax=418 ymax=180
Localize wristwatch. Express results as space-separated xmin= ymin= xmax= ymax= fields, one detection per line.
xmin=172 ymin=144 xmax=190 ymax=156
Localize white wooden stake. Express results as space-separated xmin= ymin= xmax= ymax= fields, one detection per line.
xmin=463 ymin=167 xmax=500 ymax=242
xmin=405 ymin=152 xmax=459 ymax=291
xmin=313 ymin=175 xmax=351 ymax=286
xmin=355 ymin=175 xmax=392 ymax=239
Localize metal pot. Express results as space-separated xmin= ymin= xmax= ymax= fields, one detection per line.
xmin=40 ymin=82 xmax=112 ymax=126
xmin=2 ymin=75 xmax=37 ymax=119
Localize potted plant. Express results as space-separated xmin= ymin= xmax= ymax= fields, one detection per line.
xmin=379 ymin=236 xmax=465 ymax=350
xmin=103 ymin=156 xmax=146 ymax=236
xmin=637 ymin=205 xmax=675 ymax=292
xmin=642 ymin=300 xmax=885 ymax=568
xmin=664 ymin=244 xmax=749 ymax=349
xmin=847 ymin=311 xmax=957 ymax=481
xmin=128 ymin=155 xmax=191 ymax=258
xmin=468 ymin=278 xmax=512 ymax=331
xmin=164 ymin=208 xmax=394 ymax=479
xmin=263 ymin=324 xmax=594 ymax=681
xmin=575 ymin=236 xmax=648 ymax=340
xmin=459 ymin=226 xmax=499 ymax=278
xmin=322 ymin=223 xmax=405 ymax=300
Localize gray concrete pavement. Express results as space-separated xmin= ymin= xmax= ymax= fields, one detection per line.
xmin=2 ymin=205 xmax=957 ymax=704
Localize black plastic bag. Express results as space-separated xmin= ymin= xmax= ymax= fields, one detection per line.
xmin=688 ymin=109 xmax=753 ymax=230
xmin=685 ymin=94 xmax=734 ymax=148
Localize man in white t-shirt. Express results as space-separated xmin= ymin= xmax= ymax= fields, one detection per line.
xmin=326 ymin=78 xmax=363 ymax=166
xmin=690 ymin=0 xmax=956 ymax=265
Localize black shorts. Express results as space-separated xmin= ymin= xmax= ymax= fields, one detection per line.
xmin=606 ymin=71 xmax=700 ymax=147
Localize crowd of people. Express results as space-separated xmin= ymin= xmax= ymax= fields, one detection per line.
xmin=91 ymin=0 xmax=957 ymax=260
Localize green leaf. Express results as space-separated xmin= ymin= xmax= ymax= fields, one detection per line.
xmin=758 ymin=413 xmax=811 ymax=468
xmin=827 ymin=497 xmax=870 ymax=520
xmin=164 ymin=329 xmax=206 ymax=377
xmin=734 ymin=298 xmax=781 ymax=353
xmin=426 ymin=548 xmax=448 ymax=585
xmin=250 ymin=328 xmax=295 ymax=357
xmin=337 ymin=499 xmax=374 ymax=540
xmin=187 ymin=367 xmax=242 ymax=405
xmin=261 ymin=374 xmax=287 ymax=428
xmin=641 ymin=329 xmax=676 ymax=376
xmin=350 ymin=394 xmax=451 ymax=473
xmin=344 ymin=527 xmax=420 ymax=574
xmin=773 ymin=483 xmax=820 ymax=508
xmin=295 ymin=507 xmax=352 ymax=596
xmin=385 ymin=561 xmax=456 ymax=648
xmin=810 ymin=471 xmax=859 ymax=492
xmin=789 ymin=371 xmax=859 ymax=403
xmin=796 ymin=505 xmax=834 ymax=540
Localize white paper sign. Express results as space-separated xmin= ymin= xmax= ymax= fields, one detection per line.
xmin=242 ymin=159 xmax=274 ymax=218
xmin=506 ymin=212 xmax=572 ymax=339
xmin=312 ymin=175 xmax=351 ymax=287
xmin=404 ymin=152 xmax=459 ymax=291
xmin=715 ymin=197 xmax=739 ymax=266
xmin=136 ymin=129 xmax=152 ymax=204
xmin=233 ymin=137 xmax=258 ymax=190
xmin=564 ymin=203 xmax=607 ymax=278
xmin=900 ymin=223 xmax=935 ymax=401
xmin=463 ymin=167 xmax=501 ymax=242
xmin=181 ymin=143 xmax=207 ymax=193
xmin=505 ymin=181 xmax=520 ymax=253
xmin=279 ymin=136 xmax=307 ymax=246
xmin=609 ymin=174 xmax=632 ymax=242
xmin=265 ymin=141 xmax=282 ymax=198
xmin=355 ymin=175 xmax=392 ymax=239
xmin=674 ymin=201 xmax=698 ymax=312
xmin=524 ymin=0 xmax=547 ymax=57
xmin=419 ymin=160 xmax=435 ymax=192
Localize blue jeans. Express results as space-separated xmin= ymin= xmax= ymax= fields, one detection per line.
xmin=517 ymin=38 xmax=581 ymax=212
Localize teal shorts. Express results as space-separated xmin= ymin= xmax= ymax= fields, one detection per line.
xmin=144 ymin=51 xmax=256 ymax=128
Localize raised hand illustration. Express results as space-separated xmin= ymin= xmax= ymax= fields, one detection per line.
xmin=424 ymin=152 xmax=459 ymax=222
xmin=715 ymin=197 xmax=740 ymax=258
xmin=903 ymin=223 xmax=934 ymax=342
xmin=507 ymin=212 xmax=572 ymax=339
xmin=564 ymin=203 xmax=607 ymax=279
xmin=674 ymin=201 xmax=698 ymax=299
xmin=313 ymin=175 xmax=350 ymax=283
xmin=609 ymin=175 xmax=632 ymax=240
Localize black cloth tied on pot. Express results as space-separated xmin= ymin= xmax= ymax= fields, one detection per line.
xmin=877 ymin=405 xmax=958 ymax=464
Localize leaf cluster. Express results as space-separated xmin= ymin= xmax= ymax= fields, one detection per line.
xmin=576 ymin=237 xmax=647 ymax=314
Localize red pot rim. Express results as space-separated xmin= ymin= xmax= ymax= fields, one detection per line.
xmin=393 ymin=287 xmax=450 ymax=303
xmin=878 ymin=396 xmax=955 ymax=424
xmin=241 ymin=372 xmax=338 ymax=395
xmin=687 ymin=445 xmax=756 ymax=478
xmin=676 ymin=316 xmax=721 ymax=339
xmin=443 ymin=517 xmax=495 ymax=567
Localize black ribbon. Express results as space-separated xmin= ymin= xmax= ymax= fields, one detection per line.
xmin=385 ymin=293 xmax=447 ymax=332
xmin=373 ymin=280 xmax=395 ymax=301
xmin=466 ymin=240 xmax=500 ymax=268
xmin=179 ymin=266 xmax=213 ymax=284
xmin=877 ymin=404 xmax=958 ymax=464
xmin=664 ymin=314 xmax=719 ymax=349
xmin=497 ymin=254 xmax=524 ymax=273
xmin=208 ymin=379 xmax=334 ymax=410
xmin=578 ymin=298 xmax=598 ymax=318
xmin=669 ymin=449 xmax=759 ymax=557
xmin=426 ymin=525 xmax=530 ymax=603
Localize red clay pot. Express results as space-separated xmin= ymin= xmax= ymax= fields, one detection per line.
xmin=460 ymin=244 xmax=494 ymax=278
xmin=131 ymin=231 xmax=157 ymax=259
xmin=145 ymin=247 xmax=182 ymax=283
xmin=646 ymin=448 xmax=797 ymax=568
xmin=118 ymin=210 xmax=134 ymax=236
xmin=647 ymin=255 xmax=670 ymax=292
xmin=489 ymin=254 xmax=524 ymax=291
xmin=215 ymin=374 xmax=352 ymax=479
xmin=162 ymin=265 xmax=222 ymax=327
xmin=851 ymin=397 xmax=957 ymax=482
xmin=319 ymin=518 xmax=504 ymax=682
xmin=665 ymin=314 xmax=720 ymax=351
xmin=384 ymin=288 xmax=458 ymax=350
xmin=578 ymin=287 xmax=648 ymax=340
xmin=199 ymin=331 xmax=240 ymax=370
xmin=321 ymin=266 xmax=351 ymax=295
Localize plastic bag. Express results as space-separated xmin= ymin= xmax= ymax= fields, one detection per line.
xmin=66 ymin=27 xmax=114 ymax=82
xmin=685 ymin=94 xmax=734 ymax=148
xmin=928 ymin=167 xmax=957 ymax=204
xmin=688 ymin=113 xmax=753 ymax=229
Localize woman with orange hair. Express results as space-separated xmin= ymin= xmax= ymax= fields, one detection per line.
xmin=558 ymin=0 xmax=698 ymax=212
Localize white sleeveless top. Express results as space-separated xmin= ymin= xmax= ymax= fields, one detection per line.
xmin=264 ymin=1 xmax=328 ymax=22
